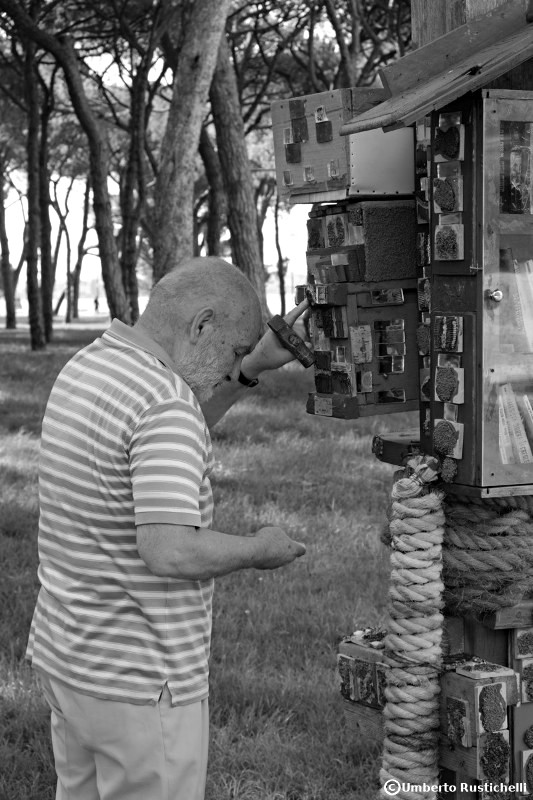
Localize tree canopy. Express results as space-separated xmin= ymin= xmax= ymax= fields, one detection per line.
xmin=0 ymin=0 xmax=411 ymax=346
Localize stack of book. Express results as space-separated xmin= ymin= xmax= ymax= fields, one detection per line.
xmin=499 ymin=383 xmax=533 ymax=465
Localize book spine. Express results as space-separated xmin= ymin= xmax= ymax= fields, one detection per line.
xmin=501 ymin=383 xmax=533 ymax=463
xmin=513 ymin=258 xmax=533 ymax=351
xmin=517 ymin=393 xmax=533 ymax=445
xmin=499 ymin=396 xmax=514 ymax=465
xmin=501 ymin=248 xmax=530 ymax=352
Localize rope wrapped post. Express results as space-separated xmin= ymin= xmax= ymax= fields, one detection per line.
xmin=380 ymin=455 xmax=445 ymax=800
xmin=443 ymin=494 xmax=533 ymax=617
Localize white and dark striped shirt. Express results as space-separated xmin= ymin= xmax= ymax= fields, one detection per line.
xmin=26 ymin=320 xmax=215 ymax=705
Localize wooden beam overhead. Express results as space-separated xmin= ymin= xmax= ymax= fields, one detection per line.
xmin=339 ymin=4 xmax=533 ymax=135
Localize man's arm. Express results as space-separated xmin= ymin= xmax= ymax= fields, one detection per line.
xmin=137 ymin=523 xmax=306 ymax=581
xmin=200 ymin=299 xmax=309 ymax=429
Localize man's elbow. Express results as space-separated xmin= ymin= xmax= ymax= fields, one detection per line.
xmin=140 ymin=551 xmax=175 ymax=578
xmin=137 ymin=544 xmax=208 ymax=581
xmin=137 ymin=523 xmax=206 ymax=580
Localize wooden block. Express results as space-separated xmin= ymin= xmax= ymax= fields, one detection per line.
xmin=352 ymin=659 xmax=381 ymax=707
xmin=522 ymin=749 xmax=533 ymax=794
xmin=271 ymin=89 xmax=353 ymax=200
xmin=478 ymin=731 xmax=510 ymax=783
xmin=480 ymin=601 xmax=533 ymax=631
xmin=474 ymin=683 xmax=508 ymax=734
xmin=514 ymin=628 xmax=533 ymax=660
xmin=439 ymin=731 xmax=511 ymax=782
xmin=307 ymin=283 xmax=348 ymax=306
xmin=510 ymin=699 xmax=533 ymax=792
xmin=306 ymin=392 xmax=361 ymax=419
xmin=294 ymin=285 xmax=307 ymax=304
xmin=338 ymin=638 xmax=388 ymax=709
xmin=342 ymin=698 xmax=383 ymax=741
xmin=338 ymin=638 xmax=387 ymax=665
xmin=337 ymin=653 xmax=357 ymax=702
xmin=455 ymin=661 xmax=515 ymax=681
xmin=445 ymin=696 xmax=472 ymax=748
xmin=285 ymin=142 xmax=301 ymax=163
xmin=433 ymin=418 xmax=464 ymax=459
xmin=518 ymin=658 xmax=533 ymax=704
xmin=440 ymin=671 xmax=518 ymax=740
xmin=371 ymin=429 xmax=421 ymax=466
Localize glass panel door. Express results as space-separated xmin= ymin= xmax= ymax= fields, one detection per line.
xmin=482 ymin=92 xmax=533 ymax=487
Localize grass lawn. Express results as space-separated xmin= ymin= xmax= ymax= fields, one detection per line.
xmin=0 ymin=325 xmax=417 ymax=800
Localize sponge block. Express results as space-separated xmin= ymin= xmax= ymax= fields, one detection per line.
xmin=359 ymin=200 xmax=417 ymax=282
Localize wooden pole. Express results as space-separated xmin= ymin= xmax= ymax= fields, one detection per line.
xmin=411 ymin=0 xmax=527 ymax=48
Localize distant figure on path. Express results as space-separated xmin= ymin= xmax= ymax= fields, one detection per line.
xmin=27 ymin=256 xmax=307 ymax=800
xmin=94 ymin=295 xmax=99 ymax=312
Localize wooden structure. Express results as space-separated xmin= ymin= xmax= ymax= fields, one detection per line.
xmin=334 ymin=2 xmax=533 ymax=798
xmin=271 ymin=1 xmax=533 ymax=797
xmin=271 ymin=88 xmax=414 ymax=204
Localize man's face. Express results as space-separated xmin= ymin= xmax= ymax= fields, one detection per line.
xmin=180 ymin=307 xmax=262 ymax=403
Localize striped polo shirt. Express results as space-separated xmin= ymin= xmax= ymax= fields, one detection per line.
xmin=26 ymin=320 xmax=215 ymax=705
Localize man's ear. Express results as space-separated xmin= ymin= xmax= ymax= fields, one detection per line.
xmin=189 ymin=307 xmax=215 ymax=344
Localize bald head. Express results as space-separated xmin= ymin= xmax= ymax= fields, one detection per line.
xmin=136 ymin=257 xmax=263 ymax=401
xmin=139 ymin=256 xmax=261 ymax=344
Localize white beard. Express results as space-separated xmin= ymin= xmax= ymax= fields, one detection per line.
xmin=178 ymin=337 xmax=228 ymax=403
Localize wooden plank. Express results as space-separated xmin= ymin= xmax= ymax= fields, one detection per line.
xmin=342 ymin=699 xmax=384 ymax=740
xmin=271 ymin=88 xmax=353 ymax=200
xmin=411 ymin=0 xmax=465 ymax=49
xmin=444 ymin=481 xmax=533 ymax=497
xmin=444 ymin=617 xmax=466 ymax=656
xmin=290 ymin=189 xmax=347 ymax=205
xmin=440 ymin=734 xmax=479 ymax=777
xmin=480 ymin=601 xmax=533 ymax=630
xmin=339 ymin=26 xmax=533 ymax=135
xmin=383 ymin=1 xmax=525 ymax=97
xmin=463 ymin=617 xmax=509 ymax=659
xmin=466 ymin=0 xmax=514 ymax=19
xmin=510 ymin=703 xmax=533 ymax=793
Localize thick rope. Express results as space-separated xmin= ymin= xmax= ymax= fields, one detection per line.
xmin=379 ymin=455 xmax=444 ymax=800
xmin=377 ymin=465 xmax=533 ymax=799
xmin=442 ymin=496 xmax=533 ymax=616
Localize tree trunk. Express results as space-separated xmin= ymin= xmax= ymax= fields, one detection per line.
xmin=119 ymin=57 xmax=151 ymax=322
xmin=13 ymin=232 xmax=27 ymax=293
xmin=210 ymin=34 xmax=268 ymax=317
xmin=58 ymin=37 xmax=131 ymax=323
xmin=65 ymin=259 xmax=72 ymax=323
xmin=274 ymin=193 xmax=286 ymax=317
xmin=0 ymin=162 xmax=16 ymax=329
xmin=39 ymin=83 xmax=54 ymax=342
xmin=199 ymin=127 xmax=227 ymax=256
xmin=72 ymin=177 xmax=90 ymax=319
xmin=0 ymin=2 xmax=132 ymax=322
xmin=24 ymin=31 xmax=45 ymax=351
xmin=255 ymin=176 xmax=276 ymax=267
xmin=153 ymin=0 xmax=233 ymax=281
xmin=62 ymin=222 xmax=72 ymax=322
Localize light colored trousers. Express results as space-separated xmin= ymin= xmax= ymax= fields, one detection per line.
xmin=38 ymin=672 xmax=209 ymax=800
